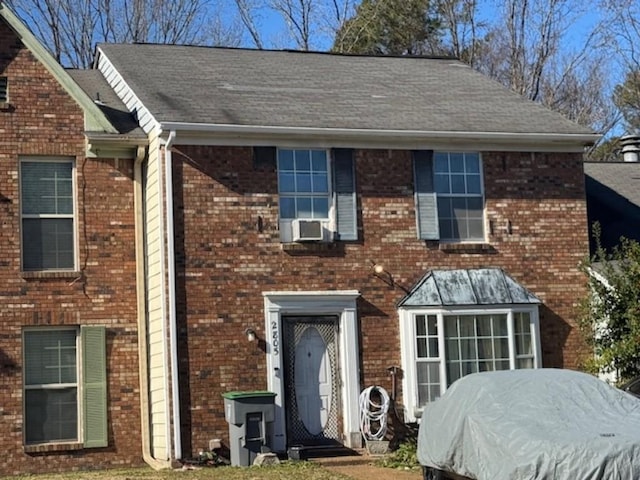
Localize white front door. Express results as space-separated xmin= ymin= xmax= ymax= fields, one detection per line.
xmin=284 ymin=316 xmax=340 ymax=446
xmin=294 ymin=326 xmax=333 ymax=435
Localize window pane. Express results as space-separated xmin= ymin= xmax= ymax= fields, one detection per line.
xmin=450 ymin=154 xmax=464 ymax=173
xmin=517 ymin=358 xmax=534 ymax=369
xmin=294 ymin=150 xmax=310 ymax=171
xmin=297 ymin=173 xmax=312 ymax=192
xmin=434 ymin=153 xmax=448 ymax=172
xmin=495 ymin=316 xmax=509 ymax=336
xmin=427 ymin=315 xmax=437 ymax=335
xmin=279 ymin=172 xmax=296 ymax=193
xmin=417 ymin=338 xmax=428 ymax=358
xmin=279 ymin=198 xmax=295 ymax=219
xmin=312 ymin=173 xmax=328 ymax=193
xmin=437 ymin=197 xmax=452 ymax=218
xmin=21 ymin=162 xmax=73 ymax=215
xmin=467 ymin=197 xmax=484 ymax=214
xmin=24 ymin=330 xmax=77 ymax=385
xmin=312 ymin=198 xmax=329 ymax=218
xmin=459 ymin=317 xmax=474 ymax=337
xmin=435 ymin=174 xmax=450 ymax=194
xmin=465 ymin=154 xmax=480 ymax=173
xmin=278 ymin=150 xmax=294 ymax=170
xmin=444 ymin=316 xmax=458 ymax=336
xmin=459 ymin=339 xmax=477 ymax=360
xmin=23 ymin=219 xmax=74 ymax=271
xmin=25 ymin=388 xmax=77 ymax=443
xmin=447 ymin=362 xmax=461 ymax=386
xmin=478 ymin=339 xmax=493 ymax=359
xmin=429 ymin=338 xmax=439 ymax=357
xmin=416 ymin=315 xmax=426 ymax=336
xmin=495 ymin=360 xmax=510 ymax=371
xmin=476 ymin=316 xmax=492 ymax=336
xmin=451 ymin=174 xmax=466 ymax=194
xmin=467 ymin=220 xmax=484 ymax=240
xmin=467 ymin=174 xmax=482 ymax=194
xmin=439 ymin=219 xmax=454 ymax=240
xmin=311 ymin=150 xmax=327 ymax=171
xmin=447 ymin=338 xmax=459 ymax=361
xmin=297 ymin=197 xmax=312 ymax=217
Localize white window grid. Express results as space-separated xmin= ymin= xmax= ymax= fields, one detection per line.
xmin=400 ymin=307 xmax=540 ymax=420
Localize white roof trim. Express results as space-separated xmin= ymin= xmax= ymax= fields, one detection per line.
xmin=160 ymin=122 xmax=599 ymax=152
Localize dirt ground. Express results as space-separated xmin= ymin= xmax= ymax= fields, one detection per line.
xmin=312 ymin=455 xmax=423 ymax=480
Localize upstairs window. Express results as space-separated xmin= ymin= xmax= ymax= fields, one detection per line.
xmin=20 ymin=159 xmax=75 ymax=271
xmin=254 ymin=146 xmax=356 ymax=243
xmin=414 ymin=151 xmax=485 ymax=242
xmin=278 ymin=149 xmax=330 ymax=221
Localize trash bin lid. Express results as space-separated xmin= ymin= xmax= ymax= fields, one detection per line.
xmin=222 ymin=390 xmax=276 ymax=400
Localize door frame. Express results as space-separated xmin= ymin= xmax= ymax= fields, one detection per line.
xmin=263 ymin=290 xmax=361 ymax=452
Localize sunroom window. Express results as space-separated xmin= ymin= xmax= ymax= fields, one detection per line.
xmin=399 ymin=268 xmax=541 ymax=422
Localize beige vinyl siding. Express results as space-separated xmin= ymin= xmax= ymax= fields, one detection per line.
xmin=144 ymin=136 xmax=171 ymax=460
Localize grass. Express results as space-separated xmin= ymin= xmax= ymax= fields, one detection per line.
xmin=7 ymin=461 xmax=352 ymax=480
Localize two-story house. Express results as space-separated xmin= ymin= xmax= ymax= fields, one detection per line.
xmin=0 ymin=1 xmax=599 ymax=474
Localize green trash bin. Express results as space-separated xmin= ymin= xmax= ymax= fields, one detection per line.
xmin=222 ymin=391 xmax=276 ymax=466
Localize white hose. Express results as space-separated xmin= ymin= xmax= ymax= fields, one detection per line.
xmin=359 ymin=386 xmax=390 ymax=441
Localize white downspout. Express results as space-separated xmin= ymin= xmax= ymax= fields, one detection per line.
xmin=164 ymin=130 xmax=182 ymax=460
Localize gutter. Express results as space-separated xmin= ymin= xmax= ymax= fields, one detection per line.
xmin=133 ymin=146 xmax=170 ymax=469
xmin=164 ymin=130 xmax=182 ymax=460
xmin=159 ymin=122 xmax=601 ymax=147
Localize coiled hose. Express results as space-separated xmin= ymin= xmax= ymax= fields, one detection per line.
xmin=359 ymin=385 xmax=390 ymax=441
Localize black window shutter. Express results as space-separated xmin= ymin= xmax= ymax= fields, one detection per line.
xmin=333 ymin=148 xmax=357 ymax=241
xmin=253 ymin=146 xmax=277 ymax=171
xmin=413 ymin=150 xmax=439 ymax=240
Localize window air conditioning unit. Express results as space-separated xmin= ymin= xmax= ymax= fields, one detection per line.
xmin=292 ymin=219 xmax=323 ymax=242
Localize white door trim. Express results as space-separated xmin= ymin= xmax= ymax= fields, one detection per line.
xmin=263 ymin=290 xmax=361 ymax=452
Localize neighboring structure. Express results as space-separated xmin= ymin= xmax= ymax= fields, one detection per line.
xmin=584 ymin=160 xmax=640 ymax=253
xmin=1 ymin=1 xmax=600 ymax=474
xmin=0 ymin=3 xmax=148 ymax=475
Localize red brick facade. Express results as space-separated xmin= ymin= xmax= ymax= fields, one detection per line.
xmin=1 ymin=11 xmax=590 ymax=473
xmin=171 ymin=145 xmax=589 ymax=456
xmin=0 ymin=21 xmax=143 ymax=475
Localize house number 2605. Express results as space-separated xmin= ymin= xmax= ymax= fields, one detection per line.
xmin=271 ymin=321 xmax=279 ymax=355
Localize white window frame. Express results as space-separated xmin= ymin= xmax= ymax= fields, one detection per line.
xmin=434 ymin=151 xmax=485 ymax=242
xmin=399 ymin=305 xmax=541 ymax=422
xmin=23 ymin=327 xmax=82 ymax=445
xmin=19 ymin=157 xmax=78 ymax=271
xmin=277 ymin=148 xmax=335 ymax=242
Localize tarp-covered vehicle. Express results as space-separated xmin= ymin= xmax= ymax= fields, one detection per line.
xmin=417 ymin=369 xmax=640 ymax=480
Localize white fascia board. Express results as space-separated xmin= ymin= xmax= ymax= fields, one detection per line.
xmin=95 ymin=47 xmax=161 ymax=135
xmin=159 ymin=122 xmax=600 ymax=152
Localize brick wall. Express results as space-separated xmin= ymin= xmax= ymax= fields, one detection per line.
xmin=172 ymin=145 xmax=589 ymax=455
xmin=0 ymin=21 xmax=142 ymax=475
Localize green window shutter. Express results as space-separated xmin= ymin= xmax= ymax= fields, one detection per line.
xmin=333 ymin=148 xmax=357 ymax=240
xmin=81 ymin=325 xmax=108 ymax=448
xmin=413 ymin=150 xmax=439 ymax=240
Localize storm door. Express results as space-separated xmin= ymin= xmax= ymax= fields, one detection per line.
xmin=283 ymin=316 xmax=341 ymax=446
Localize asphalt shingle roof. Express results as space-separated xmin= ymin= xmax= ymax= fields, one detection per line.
xmin=584 ymin=162 xmax=640 ymax=210
xmin=67 ymin=69 xmax=145 ymax=137
xmin=97 ymin=45 xmax=594 ymax=136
